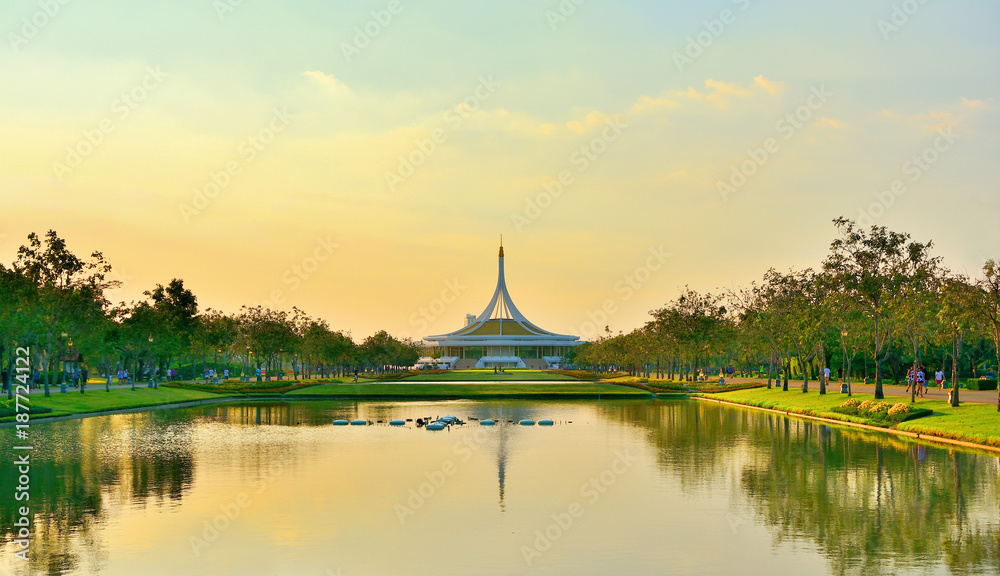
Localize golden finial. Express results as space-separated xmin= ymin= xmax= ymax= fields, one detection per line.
xmin=499 ymin=235 xmax=504 ymax=258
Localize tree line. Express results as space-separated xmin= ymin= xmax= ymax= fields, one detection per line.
xmin=0 ymin=230 xmax=422 ymax=397
xmin=569 ymin=218 xmax=1000 ymax=410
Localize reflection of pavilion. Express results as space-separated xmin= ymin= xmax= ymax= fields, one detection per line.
xmin=420 ymin=241 xmax=581 ymax=369
xmin=497 ymin=412 xmax=508 ymax=512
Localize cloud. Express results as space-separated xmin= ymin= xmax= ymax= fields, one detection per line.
xmin=961 ymin=98 xmax=990 ymax=111
xmin=566 ymin=111 xmax=614 ymax=134
xmin=536 ymin=123 xmax=556 ymax=135
xmin=812 ymin=117 xmax=845 ymax=129
xmin=753 ymin=75 xmax=787 ymax=97
xmin=631 ymin=94 xmax=681 ymax=115
xmin=670 ymin=77 xmax=783 ymax=107
xmin=302 ymin=70 xmax=349 ymax=94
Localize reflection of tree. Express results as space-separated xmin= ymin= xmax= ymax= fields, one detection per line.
xmin=599 ymin=400 xmax=1000 ymax=575
xmin=0 ymin=412 xmax=196 ymax=574
xmin=741 ymin=420 xmax=1000 ymax=576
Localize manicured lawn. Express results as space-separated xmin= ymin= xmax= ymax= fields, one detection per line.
xmin=286 ymin=382 xmax=650 ymax=398
xmin=3 ymin=387 xmax=235 ymax=422
xmin=708 ymin=387 xmax=1000 ymax=448
xmin=896 ymin=403 xmax=1000 ymax=448
xmin=399 ymin=369 xmax=577 ymax=382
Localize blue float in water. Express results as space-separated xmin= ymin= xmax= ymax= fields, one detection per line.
xmin=332 ymin=420 xmax=349 ymax=426
xmin=480 ymin=420 xmax=496 ymax=426
xmin=390 ymin=420 xmax=406 ymax=426
xmin=426 ymin=422 xmax=447 ymax=431
xmin=519 ymin=419 xmax=535 ymax=426
xmin=439 ymin=416 xmax=457 ymax=423
xmin=539 ymin=420 xmax=554 ymax=426
xmin=350 ymin=420 xmax=367 ymax=426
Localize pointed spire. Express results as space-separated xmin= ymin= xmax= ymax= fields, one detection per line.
xmin=499 ymin=235 xmax=504 ymax=258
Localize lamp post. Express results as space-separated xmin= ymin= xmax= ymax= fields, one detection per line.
xmin=840 ymin=329 xmax=850 ymax=395
xmin=148 ymin=335 xmax=157 ymax=388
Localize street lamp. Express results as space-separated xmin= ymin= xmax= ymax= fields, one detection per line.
xmin=840 ymin=329 xmax=850 ymax=395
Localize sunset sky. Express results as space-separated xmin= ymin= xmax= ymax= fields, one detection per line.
xmin=1 ymin=0 xmax=997 ymax=341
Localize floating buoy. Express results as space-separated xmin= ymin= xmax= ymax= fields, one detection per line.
xmin=350 ymin=420 xmax=367 ymax=426
xmin=481 ymin=419 xmax=496 ymax=426
xmin=539 ymin=420 xmax=554 ymax=426
xmin=426 ymin=422 xmax=447 ymax=431
xmin=390 ymin=420 xmax=406 ymax=426
xmin=519 ymin=419 xmax=535 ymax=426
xmin=332 ymin=420 xmax=349 ymax=426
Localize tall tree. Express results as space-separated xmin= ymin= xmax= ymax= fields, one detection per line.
xmin=937 ymin=276 xmax=982 ymax=407
xmin=823 ymin=218 xmax=936 ymax=399
xmin=11 ymin=231 xmax=117 ymax=396
xmin=974 ymin=260 xmax=1000 ymax=411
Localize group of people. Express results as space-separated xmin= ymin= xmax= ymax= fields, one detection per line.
xmin=906 ymin=366 xmax=947 ymax=397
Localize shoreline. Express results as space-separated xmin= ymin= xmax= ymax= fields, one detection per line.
xmin=693 ymin=395 xmax=1000 ymax=455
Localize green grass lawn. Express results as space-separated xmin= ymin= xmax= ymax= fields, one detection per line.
xmin=2 ymin=387 xmax=236 ymax=422
xmin=285 ymin=382 xmax=650 ymax=398
xmin=708 ymin=387 xmax=1000 ymax=448
xmin=398 ymin=369 xmax=577 ymax=382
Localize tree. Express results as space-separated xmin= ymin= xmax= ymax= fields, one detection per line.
xmin=895 ymin=251 xmax=945 ymax=403
xmin=936 ymin=276 xmax=983 ymax=407
xmin=974 ymin=260 xmax=1000 ymax=411
xmin=649 ymin=287 xmax=730 ymax=381
xmin=823 ymin=218 xmax=936 ymax=400
xmin=11 ymin=231 xmax=117 ymax=396
xmin=237 ymin=306 xmax=297 ymax=382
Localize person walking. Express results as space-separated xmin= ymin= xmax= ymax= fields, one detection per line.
xmin=935 ymin=368 xmax=945 ymax=390
xmin=916 ymin=367 xmax=926 ymax=398
xmin=905 ymin=367 xmax=914 ymax=392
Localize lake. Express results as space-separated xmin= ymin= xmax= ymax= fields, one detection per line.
xmin=2 ymin=399 xmax=998 ymax=575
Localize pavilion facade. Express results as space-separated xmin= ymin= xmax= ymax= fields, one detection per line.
xmin=419 ymin=242 xmax=580 ymax=369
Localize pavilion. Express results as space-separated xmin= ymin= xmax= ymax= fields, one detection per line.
xmin=419 ymin=241 xmax=581 ymax=369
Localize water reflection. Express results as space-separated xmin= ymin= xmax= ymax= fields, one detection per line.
xmin=0 ymin=400 xmax=997 ymax=576
xmin=598 ymin=401 xmax=1000 ymax=576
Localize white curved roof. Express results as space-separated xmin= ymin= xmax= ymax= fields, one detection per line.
xmin=425 ymin=244 xmax=580 ymax=346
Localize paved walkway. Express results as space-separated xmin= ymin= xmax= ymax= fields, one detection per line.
xmin=747 ymin=378 xmax=998 ymax=405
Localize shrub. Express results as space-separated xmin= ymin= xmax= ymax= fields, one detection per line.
xmin=966 ymin=379 xmax=998 ymax=391
xmin=840 ymin=398 xmax=861 ymax=408
xmin=888 ymin=403 xmax=910 ymax=417
xmin=857 ymin=400 xmax=874 ymax=413
xmin=868 ymin=401 xmax=892 ymax=415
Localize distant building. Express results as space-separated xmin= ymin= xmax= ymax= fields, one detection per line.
xmin=419 ymin=241 xmax=580 ymax=369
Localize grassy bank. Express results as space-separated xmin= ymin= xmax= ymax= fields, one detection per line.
xmin=400 ymin=369 xmax=576 ymax=382
xmin=706 ymin=387 xmax=1000 ymax=449
xmin=2 ymin=387 xmax=238 ymax=422
xmin=285 ymin=382 xmax=651 ymax=399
